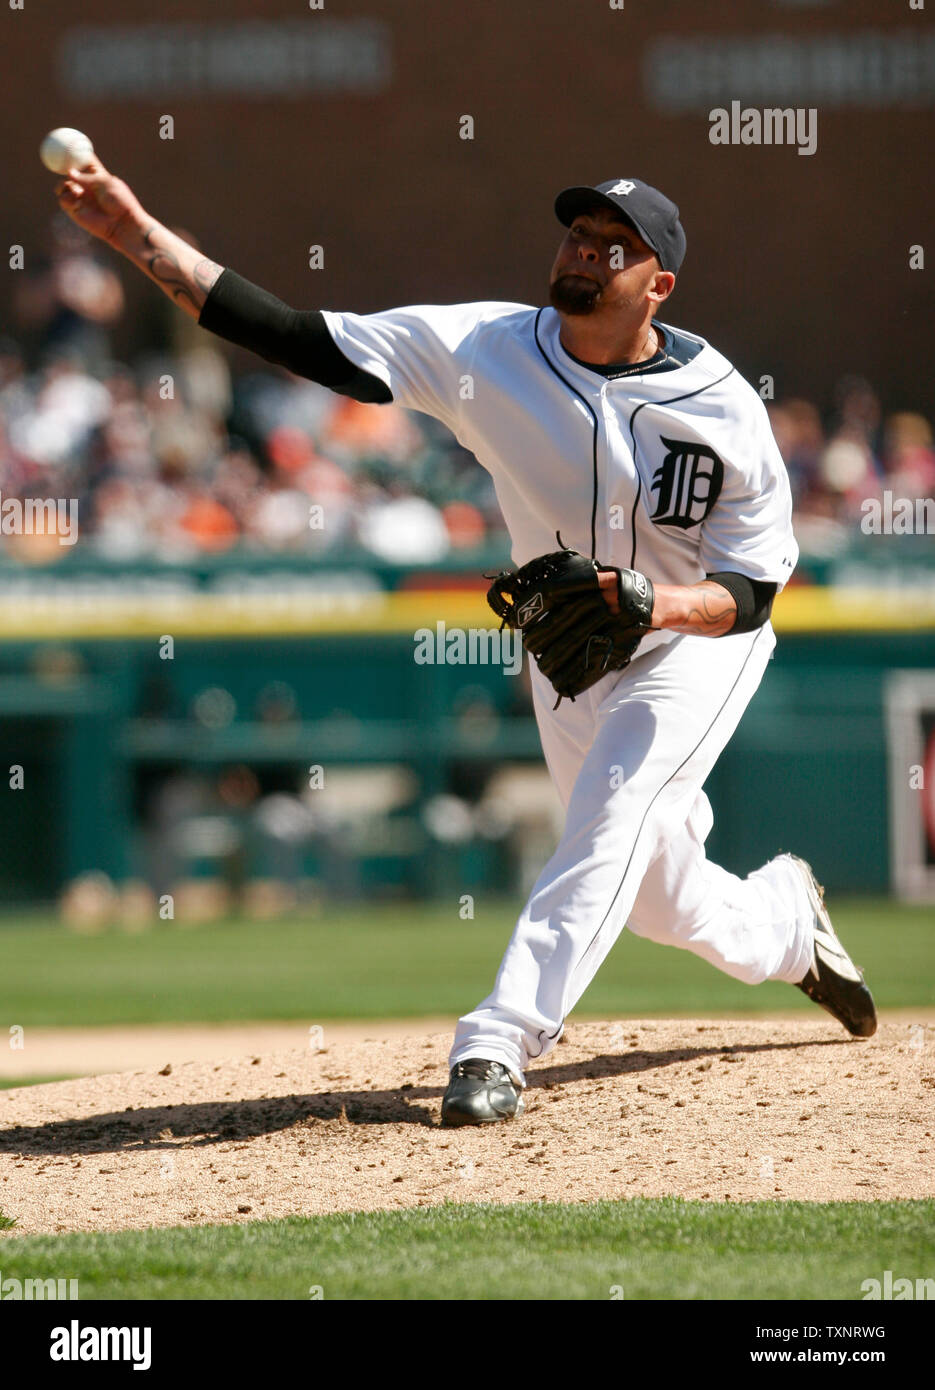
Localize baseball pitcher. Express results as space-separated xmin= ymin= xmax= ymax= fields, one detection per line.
xmin=55 ymin=161 xmax=877 ymax=1125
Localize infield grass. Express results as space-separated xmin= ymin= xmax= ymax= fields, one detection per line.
xmin=1 ymin=1198 xmax=932 ymax=1300
xmin=0 ymin=898 xmax=931 ymax=1028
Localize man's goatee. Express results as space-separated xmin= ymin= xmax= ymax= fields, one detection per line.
xmin=549 ymin=276 xmax=601 ymax=315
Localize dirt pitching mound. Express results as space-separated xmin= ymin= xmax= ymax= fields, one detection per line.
xmin=1 ymin=1019 xmax=932 ymax=1236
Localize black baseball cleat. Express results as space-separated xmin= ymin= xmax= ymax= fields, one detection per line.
xmin=441 ymin=1058 xmax=525 ymax=1126
xmin=788 ymin=855 xmax=877 ymax=1038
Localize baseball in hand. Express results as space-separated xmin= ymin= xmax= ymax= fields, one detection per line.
xmin=40 ymin=128 xmax=95 ymax=175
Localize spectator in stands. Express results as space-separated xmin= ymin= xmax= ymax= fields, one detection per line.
xmin=882 ymin=413 xmax=935 ymax=501
xmin=11 ymin=217 xmax=123 ymax=374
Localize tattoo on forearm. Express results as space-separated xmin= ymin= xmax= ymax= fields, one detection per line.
xmin=681 ymin=581 xmax=737 ymax=636
xmin=141 ymin=226 xmax=197 ymax=310
xmin=140 ymin=226 xmax=222 ymax=312
xmin=193 ymin=258 xmax=224 ymax=295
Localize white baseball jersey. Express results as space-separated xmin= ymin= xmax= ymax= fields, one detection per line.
xmin=323 ymin=299 xmax=812 ymax=1084
xmin=322 ymin=301 xmax=798 ymax=661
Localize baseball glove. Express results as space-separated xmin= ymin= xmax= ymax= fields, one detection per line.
xmin=486 ymin=538 xmax=655 ymax=705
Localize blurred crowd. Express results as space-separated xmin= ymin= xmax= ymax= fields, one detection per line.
xmin=769 ymin=386 xmax=935 ymax=554
xmin=1 ymin=219 xmax=932 ymax=564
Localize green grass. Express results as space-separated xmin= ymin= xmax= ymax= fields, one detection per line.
xmin=0 ymin=1076 xmax=74 ymax=1090
xmin=0 ymin=1212 xmax=15 ymax=1231
xmin=1 ymin=1198 xmax=932 ymax=1299
xmin=0 ymin=898 xmax=931 ymax=1028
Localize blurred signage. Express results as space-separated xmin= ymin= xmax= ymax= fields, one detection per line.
xmin=59 ymin=20 xmax=393 ymax=99
xmin=645 ymin=30 xmax=935 ymax=111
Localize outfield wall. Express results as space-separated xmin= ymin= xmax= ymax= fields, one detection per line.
xmin=0 ymin=563 xmax=932 ymax=905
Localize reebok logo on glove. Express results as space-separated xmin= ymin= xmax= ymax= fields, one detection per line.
xmin=486 ymin=544 xmax=653 ymax=705
xmin=516 ymin=593 xmax=544 ymax=626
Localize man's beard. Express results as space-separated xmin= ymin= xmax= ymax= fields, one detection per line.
xmin=549 ymin=273 xmax=602 ymax=315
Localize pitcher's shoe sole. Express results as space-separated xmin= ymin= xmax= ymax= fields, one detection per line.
xmin=441 ymin=1058 xmax=524 ymax=1126
xmin=788 ymin=855 xmax=877 ymax=1038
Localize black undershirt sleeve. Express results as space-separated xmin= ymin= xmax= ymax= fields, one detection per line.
xmin=705 ymin=572 xmax=777 ymax=634
xmin=197 ymin=267 xmax=392 ymax=404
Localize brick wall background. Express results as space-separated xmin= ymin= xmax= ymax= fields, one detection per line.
xmin=3 ymin=0 xmax=932 ymax=406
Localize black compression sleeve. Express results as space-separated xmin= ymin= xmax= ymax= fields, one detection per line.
xmin=705 ymin=572 xmax=777 ymax=634
xmin=197 ymin=268 xmax=392 ymax=404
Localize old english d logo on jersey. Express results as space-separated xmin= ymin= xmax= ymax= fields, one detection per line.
xmin=650 ymin=436 xmax=724 ymax=530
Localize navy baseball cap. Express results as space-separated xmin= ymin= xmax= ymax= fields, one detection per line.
xmin=554 ymin=178 xmax=687 ymax=274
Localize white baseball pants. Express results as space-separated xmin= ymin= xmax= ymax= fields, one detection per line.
xmin=449 ymin=623 xmax=815 ymax=1085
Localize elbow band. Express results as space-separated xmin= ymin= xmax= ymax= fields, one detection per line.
xmin=706 ymin=572 xmax=777 ymax=634
xmin=198 ymin=268 xmax=391 ymax=403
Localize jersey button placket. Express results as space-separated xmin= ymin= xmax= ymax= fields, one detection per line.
xmin=599 ymin=383 xmax=626 ymax=563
